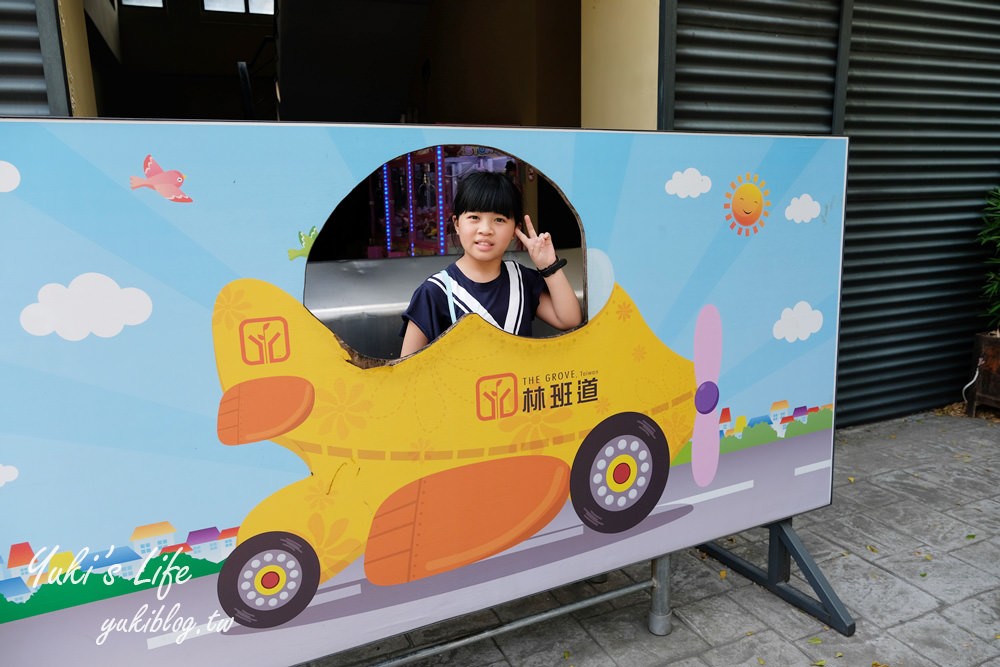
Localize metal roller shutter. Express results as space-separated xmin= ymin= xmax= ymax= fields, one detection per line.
xmin=838 ymin=0 xmax=1000 ymax=424
xmin=662 ymin=0 xmax=844 ymax=134
xmin=0 ymin=0 xmax=67 ymax=116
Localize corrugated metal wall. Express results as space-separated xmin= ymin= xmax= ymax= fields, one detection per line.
xmin=661 ymin=0 xmax=998 ymax=426
xmin=663 ymin=0 xmax=844 ymax=134
xmin=838 ymin=0 xmax=1000 ymax=424
xmin=0 ymin=0 xmax=67 ymax=115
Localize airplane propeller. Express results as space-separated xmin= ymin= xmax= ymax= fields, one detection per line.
xmin=692 ymin=304 xmax=722 ymax=487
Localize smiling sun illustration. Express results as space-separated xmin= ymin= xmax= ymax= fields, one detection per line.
xmin=724 ymin=173 xmax=771 ymax=236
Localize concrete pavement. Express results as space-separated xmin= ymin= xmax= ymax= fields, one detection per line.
xmin=308 ymin=410 xmax=1000 ymax=667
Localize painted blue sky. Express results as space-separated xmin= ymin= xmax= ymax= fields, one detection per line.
xmin=0 ymin=120 xmax=846 ymax=553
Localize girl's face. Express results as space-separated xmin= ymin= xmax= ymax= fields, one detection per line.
xmin=453 ymin=210 xmax=517 ymax=263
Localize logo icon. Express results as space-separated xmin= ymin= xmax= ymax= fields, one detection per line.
xmin=239 ymin=317 xmax=290 ymax=365
xmin=476 ymin=373 xmax=518 ymax=421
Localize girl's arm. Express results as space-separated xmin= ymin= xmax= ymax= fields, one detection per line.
xmin=516 ymin=216 xmax=583 ymax=331
xmin=536 ymin=270 xmax=583 ymax=330
xmin=400 ymin=320 xmax=430 ymax=357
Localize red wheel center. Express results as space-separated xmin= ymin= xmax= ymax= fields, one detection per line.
xmin=613 ymin=462 xmax=632 ymax=485
xmin=261 ymin=571 xmax=280 ymax=590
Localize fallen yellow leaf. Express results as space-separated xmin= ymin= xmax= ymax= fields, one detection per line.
xmin=866 ymin=544 xmax=879 ymax=554
xmin=719 ymin=569 xmax=728 ymax=580
xmin=847 ymin=476 xmax=855 ymax=483
xmin=812 ymin=661 xmax=827 ymax=666
xmin=835 ymin=652 xmax=844 ymax=658
xmin=808 ymin=637 xmax=823 ymax=644
xmin=757 ymin=658 xmax=765 ymax=665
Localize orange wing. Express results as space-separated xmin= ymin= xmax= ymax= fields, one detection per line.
xmin=364 ymin=456 xmax=569 ymax=585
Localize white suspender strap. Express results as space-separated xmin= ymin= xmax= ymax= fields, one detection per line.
xmin=502 ymin=261 xmax=524 ymax=334
xmin=432 ymin=264 xmax=522 ymax=333
xmin=433 ymin=269 xmax=459 ymax=324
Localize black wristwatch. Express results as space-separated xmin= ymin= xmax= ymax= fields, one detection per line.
xmin=538 ymin=257 xmax=567 ymax=278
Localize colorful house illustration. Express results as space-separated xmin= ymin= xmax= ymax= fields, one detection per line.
xmin=187 ymin=528 xmax=222 ymax=561
xmin=79 ymin=546 xmax=144 ymax=580
xmin=31 ymin=550 xmax=80 ymax=587
xmin=0 ymin=577 xmax=31 ymax=604
xmin=7 ymin=543 xmax=35 ymax=580
xmin=219 ymin=527 xmax=238 ymax=558
xmin=732 ymin=415 xmax=748 ymax=439
xmin=130 ymin=521 xmax=177 ymax=557
xmin=793 ymin=405 xmax=809 ymax=424
xmin=769 ymin=400 xmax=792 ymax=438
xmin=162 ymin=543 xmax=192 ymax=555
xmin=718 ymin=407 xmax=732 ymax=436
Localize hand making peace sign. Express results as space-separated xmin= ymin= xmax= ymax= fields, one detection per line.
xmin=515 ymin=215 xmax=558 ymax=272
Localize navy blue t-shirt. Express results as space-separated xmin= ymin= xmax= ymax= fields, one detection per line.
xmin=401 ymin=261 xmax=546 ymax=343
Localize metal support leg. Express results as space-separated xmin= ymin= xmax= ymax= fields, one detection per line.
xmin=647 ymin=553 xmax=672 ymax=636
xmin=698 ymin=519 xmax=855 ymax=636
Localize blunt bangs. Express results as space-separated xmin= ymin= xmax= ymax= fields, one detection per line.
xmin=453 ymin=171 xmax=523 ymax=224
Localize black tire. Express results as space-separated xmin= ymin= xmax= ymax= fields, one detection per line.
xmin=570 ymin=412 xmax=670 ymax=533
xmin=218 ymin=531 xmax=320 ymax=629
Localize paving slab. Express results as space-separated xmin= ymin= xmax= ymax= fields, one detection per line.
xmin=940 ymin=589 xmax=1000 ymax=644
xmin=798 ymin=552 xmax=940 ymax=628
xmin=889 ymin=612 xmax=1000 ymax=667
xmin=831 ymin=477 xmax=908 ymax=510
xmin=908 ymin=462 xmax=1000 ymax=502
xmin=580 ymin=603 xmax=710 ymax=666
xmin=867 ymin=498 xmax=986 ymax=551
xmin=727 ymin=580 xmax=829 ymax=641
xmin=948 ymin=498 xmax=1000 ymax=534
xmin=662 ymin=550 xmax=738 ymax=607
xmin=869 ymin=468 xmax=979 ymax=510
xmin=821 ymin=511 xmax=926 ymax=562
xmin=795 ymin=620 xmax=939 ymax=667
xmin=698 ymin=629 xmax=813 ymax=667
xmin=874 ymin=549 xmax=1000 ymax=605
xmin=490 ymin=614 xmax=609 ymax=667
xmin=951 ymin=537 xmax=1000 ymax=580
xmin=672 ymin=592 xmax=767 ymax=646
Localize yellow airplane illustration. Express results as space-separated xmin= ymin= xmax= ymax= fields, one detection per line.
xmin=212 ymin=277 xmax=722 ymax=628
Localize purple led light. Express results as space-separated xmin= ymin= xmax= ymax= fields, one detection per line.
xmin=382 ymin=163 xmax=390 ymax=255
xmin=437 ymin=146 xmax=445 ymax=255
xmin=407 ymin=154 xmax=414 ymax=257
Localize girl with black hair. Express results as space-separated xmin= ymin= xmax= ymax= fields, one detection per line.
xmin=400 ymin=170 xmax=581 ymax=356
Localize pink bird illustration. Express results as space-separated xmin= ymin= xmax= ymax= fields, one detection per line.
xmin=129 ymin=154 xmax=192 ymax=203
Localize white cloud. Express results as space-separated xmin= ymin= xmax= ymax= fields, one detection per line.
xmin=0 ymin=160 xmax=21 ymax=193
xmin=0 ymin=464 xmax=19 ymax=488
xmin=665 ymin=167 xmax=712 ymax=199
xmin=785 ymin=193 xmax=821 ymax=223
xmin=20 ymin=273 xmax=153 ymax=341
xmin=773 ymin=301 xmax=823 ymax=342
